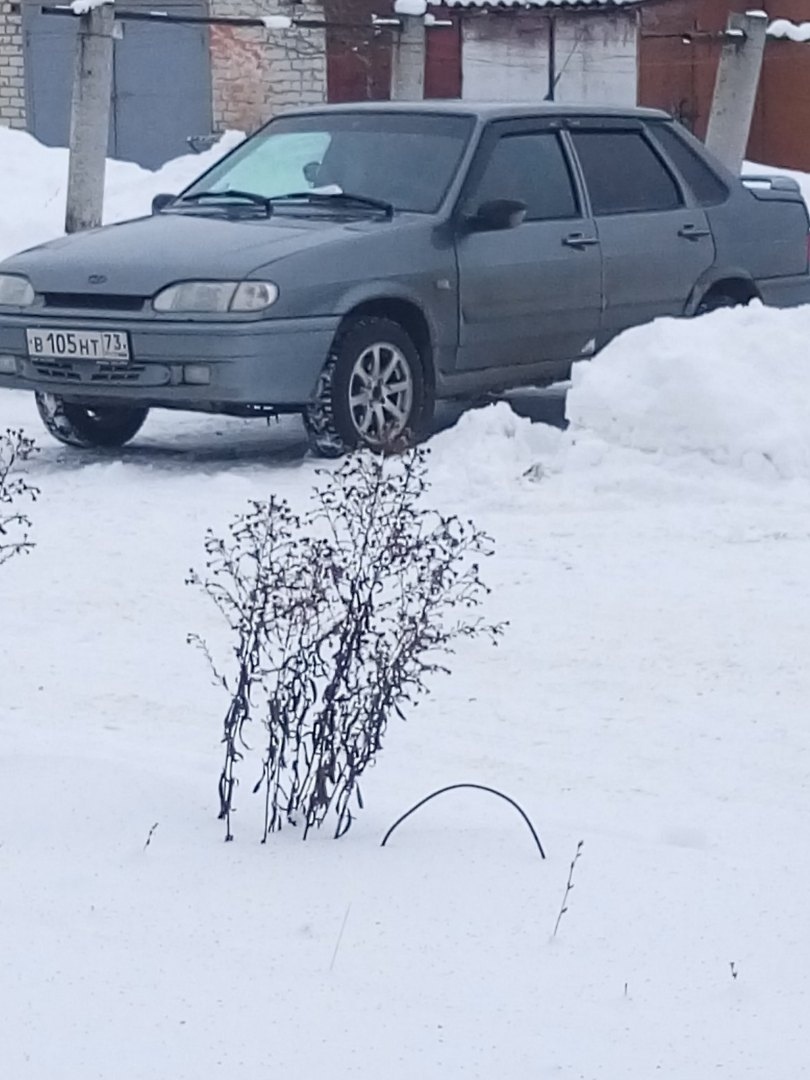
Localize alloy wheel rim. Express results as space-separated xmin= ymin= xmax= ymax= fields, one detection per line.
xmin=348 ymin=342 xmax=414 ymax=445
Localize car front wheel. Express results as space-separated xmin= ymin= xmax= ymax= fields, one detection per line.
xmin=304 ymin=317 xmax=431 ymax=458
xmin=35 ymin=392 xmax=149 ymax=449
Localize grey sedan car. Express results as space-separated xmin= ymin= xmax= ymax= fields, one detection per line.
xmin=0 ymin=101 xmax=808 ymax=455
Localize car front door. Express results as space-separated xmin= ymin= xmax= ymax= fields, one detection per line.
xmin=567 ymin=123 xmax=716 ymax=340
xmin=455 ymin=122 xmax=603 ymax=374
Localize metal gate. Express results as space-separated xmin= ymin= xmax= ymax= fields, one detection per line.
xmin=22 ymin=0 xmax=213 ymax=169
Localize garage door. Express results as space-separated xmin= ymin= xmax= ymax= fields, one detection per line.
xmin=22 ymin=0 xmax=213 ymax=169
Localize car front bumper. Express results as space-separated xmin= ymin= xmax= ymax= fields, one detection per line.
xmin=0 ymin=311 xmax=341 ymax=408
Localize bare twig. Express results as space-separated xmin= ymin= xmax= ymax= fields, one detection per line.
xmin=552 ymin=840 xmax=584 ymax=938
xmin=0 ymin=430 xmax=39 ymax=567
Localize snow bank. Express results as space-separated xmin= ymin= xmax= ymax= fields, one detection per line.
xmin=428 ymin=399 xmax=562 ymax=496
xmin=431 ymin=303 xmax=810 ymax=488
xmin=567 ymin=303 xmax=810 ymax=481
xmin=0 ymin=127 xmax=244 ymax=261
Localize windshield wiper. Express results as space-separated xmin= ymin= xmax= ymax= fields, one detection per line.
xmin=178 ymin=189 xmax=273 ymax=216
xmin=271 ymin=191 xmax=394 ymax=219
xmin=176 ymin=189 xmax=395 ymax=220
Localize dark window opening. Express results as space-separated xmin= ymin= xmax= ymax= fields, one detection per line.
xmin=571 ymin=130 xmax=684 ymax=216
xmin=471 ymin=132 xmax=579 ymax=222
xmin=647 ymin=123 xmax=729 ymax=207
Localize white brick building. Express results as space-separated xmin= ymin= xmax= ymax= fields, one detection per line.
xmin=0 ymin=0 xmax=24 ymax=128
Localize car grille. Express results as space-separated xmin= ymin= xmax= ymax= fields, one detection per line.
xmin=41 ymin=292 xmax=148 ymax=312
xmin=23 ymin=358 xmax=170 ymax=387
xmin=32 ymin=361 xmax=82 ymax=382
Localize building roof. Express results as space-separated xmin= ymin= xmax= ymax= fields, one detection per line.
xmin=432 ymin=0 xmax=646 ymax=8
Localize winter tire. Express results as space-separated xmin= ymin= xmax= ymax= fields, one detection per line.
xmin=304 ymin=317 xmax=431 ymax=458
xmin=35 ymin=392 xmax=149 ymax=449
xmin=696 ymin=292 xmax=745 ymax=316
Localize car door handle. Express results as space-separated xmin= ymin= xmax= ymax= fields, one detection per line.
xmin=563 ymin=233 xmax=600 ymax=250
xmin=678 ymin=224 xmax=711 ymax=241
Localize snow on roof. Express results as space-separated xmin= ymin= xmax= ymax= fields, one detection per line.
xmin=768 ymin=18 xmax=810 ymax=42
xmin=432 ymin=0 xmax=644 ymax=8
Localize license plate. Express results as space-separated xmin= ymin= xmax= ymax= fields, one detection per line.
xmin=26 ymin=328 xmax=130 ymax=364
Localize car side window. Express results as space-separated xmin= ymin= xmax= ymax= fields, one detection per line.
xmin=471 ymin=132 xmax=580 ymax=222
xmin=570 ymin=130 xmax=683 ymax=216
xmin=646 ymin=123 xmax=729 ymax=206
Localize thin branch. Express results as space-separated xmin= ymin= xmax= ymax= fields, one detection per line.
xmin=552 ymin=840 xmax=584 ymax=938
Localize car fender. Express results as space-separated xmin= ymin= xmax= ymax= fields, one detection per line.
xmin=684 ymin=265 xmax=760 ymax=315
xmin=331 ymin=278 xmax=454 ymax=352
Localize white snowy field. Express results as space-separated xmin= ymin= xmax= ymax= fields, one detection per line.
xmin=1 ymin=130 xmax=810 ymax=1078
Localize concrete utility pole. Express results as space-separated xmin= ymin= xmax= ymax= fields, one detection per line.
xmin=65 ymin=3 xmax=116 ymax=234
xmin=705 ymin=10 xmax=768 ymax=175
xmin=390 ymin=14 xmax=426 ymax=101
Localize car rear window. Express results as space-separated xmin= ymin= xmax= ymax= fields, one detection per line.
xmin=647 ymin=123 xmax=729 ymax=206
xmin=571 ymin=130 xmax=683 ymax=216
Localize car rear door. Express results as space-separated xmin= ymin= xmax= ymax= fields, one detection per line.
xmin=567 ymin=121 xmax=716 ymax=339
xmin=455 ymin=120 xmax=602 ymax=374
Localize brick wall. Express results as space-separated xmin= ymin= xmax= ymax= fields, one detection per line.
xmin=209 ymin=0 xmax=326 ymax=134
xmin=0 ymin=0 xmax=25 ymax=127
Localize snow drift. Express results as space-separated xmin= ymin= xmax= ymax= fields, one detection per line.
xmin=430 ymin=302 xmax=810 ymax=487
xmin=567 ymin=302 xmax=810 ymax=480
xmin=0 ymin=126 xmax=244 ymax=261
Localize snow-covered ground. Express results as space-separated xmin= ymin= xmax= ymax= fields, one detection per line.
xmin=0 ymin=127 xmax=244 ymax=262
xmin=1 ymin=130 xmax=810 ymax=1079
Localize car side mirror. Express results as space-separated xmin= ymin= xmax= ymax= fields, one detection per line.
xmin=466 ymin=199 xmax=527 ymax=232
xmin=151 ymin=193 xmax=176 ymax=214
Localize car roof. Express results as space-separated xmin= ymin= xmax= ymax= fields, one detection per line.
xmin=284 ymin=100 xmax=671 ymax=122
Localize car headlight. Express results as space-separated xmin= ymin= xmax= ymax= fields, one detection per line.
xmin=0 ymin=274 xmax=35 ymax=308
xmin=153 ymin=280 xmax=278 ymax=313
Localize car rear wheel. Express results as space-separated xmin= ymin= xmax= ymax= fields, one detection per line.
xmin=696 ymin=291 xmax=747 ymax=315
xmin=35 ymin=392 xmax=149 ymax=449
xmin=304 ymin=317 xmax=431 ymax=458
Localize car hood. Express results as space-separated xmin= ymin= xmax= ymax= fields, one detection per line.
xmin=2 ymin=211 xmax=397 ymax=296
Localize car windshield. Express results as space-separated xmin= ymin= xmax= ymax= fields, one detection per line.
xmin=181 ymin=112 xmax=475 ymax=214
